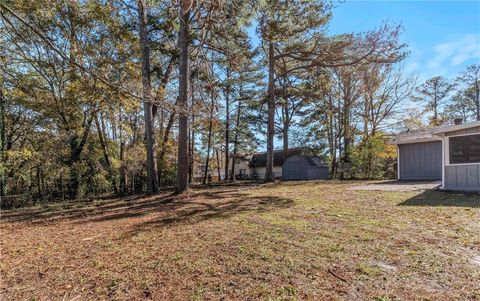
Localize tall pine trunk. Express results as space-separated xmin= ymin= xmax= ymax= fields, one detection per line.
xmin=176 ymin=4 xmax=190 ymax=193
xmin=325 ymin=95 xmax=336 ymax=177
xmin=203 ymin=92 xmax=215 ymax=185
xmin=265 ymin=41 xmax=275 ymax=182
xmin=118 ymin=108 xmax=127 ymax=194
xmin=224 ymin=68 xmax=231 ymax=181
xmin=138 ymin=0 xmax=159 ymax=193
xmin=216 ymin=149 xmax=221 ymax=181
xmin=230 ymin=99 xmax=242 ymax=181
xmin=0 ymin=88 xmax=5 ymax=196
xmin=189 ymin=82 xmax=195 ymax=184
xmin=282 ymin=103 xmax=289 ymax=161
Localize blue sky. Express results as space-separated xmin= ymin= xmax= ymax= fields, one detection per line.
xmin=251 ymin=1 xmax=480 ymax=150
xmin=328 ymin=0 xmax=480 ymax=80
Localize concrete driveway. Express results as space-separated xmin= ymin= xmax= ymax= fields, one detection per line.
xmin=349 ymin=180 xmax=442 ymax=192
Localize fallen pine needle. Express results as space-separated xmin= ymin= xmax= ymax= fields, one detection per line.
xmin=328 ymin=268 xmax=347 ymax=282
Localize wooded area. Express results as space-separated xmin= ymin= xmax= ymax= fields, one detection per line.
xmin=1 ymin=0 xmax=479 ymax=203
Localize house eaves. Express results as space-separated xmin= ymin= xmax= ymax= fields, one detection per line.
xmin=393 ymin=121 xmax=480 ymax=144
xmin=432 ymin=120 xmax=480 ymax=135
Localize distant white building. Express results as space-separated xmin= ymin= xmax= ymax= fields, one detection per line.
xmin=192 ymin=154 xmax=251 ymax=182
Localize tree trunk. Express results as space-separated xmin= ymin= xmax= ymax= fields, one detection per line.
xmin=152 ymin=57 xmax=176 ymax=119
xmin=95 ymin=114 xmax=118 ymax=194
xmin=138 ymin=0 xmax=159 ymax=193
xmin=265 ymin=41 xmax=275 ymax=182
xmin=189 ymin=125 xmax=194 ymax=183
xmin=224 ymin=68 xmax=231 ymax=182
xmin=326 ymin=95 xmax=336 ymax=177
xmin=363 ymin=95 xmax=370 ymax=143
xmin=203 ymin=92 xmax=215 ymax=185
xmin=189 ymin=81 xmax=195 ymax=184
xmin=176 ymin=5 xmax=190 ymax=193
xmin=36 ymin=165 xmax=42 ymax=197
xmin=343 ymin=104 xmax=351 ymax=161
xmin=158 ymin=109 xmax=176 ymax=181
xmin=0 ymin=88 xmax=5 ymax=196
xmin=216 ymin=149 xmax=221 ymax=182
xmin=282 ymin=104 xmax=289 ymax=162
xmin=118 ymin=109 xmax=127 ymax=194
xmin=60 ymin=169 xmax=65 ymax=201
xmin=341 ymin=99 xmax=351 ymax=180
xmin=230 ymin=99 xmax=242 ymax=181
xmin=68 ymin=113 xmax=95 ymax=199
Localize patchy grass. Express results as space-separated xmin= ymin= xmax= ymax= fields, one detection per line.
xmin=1 ymin=181 xmax=479 ymax=300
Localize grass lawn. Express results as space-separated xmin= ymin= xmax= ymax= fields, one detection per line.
xmin=1 ymin=181 xmax=479 ymax=301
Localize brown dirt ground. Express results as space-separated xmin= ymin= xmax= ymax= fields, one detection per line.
xmin=1 ymin=181 xmax=479 ymax=301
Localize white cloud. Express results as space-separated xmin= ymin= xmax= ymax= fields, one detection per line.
xmin=427 ymin=34 xmax=480 ymax=70
xmin=405 ymin=61 xmax=420 ymax=74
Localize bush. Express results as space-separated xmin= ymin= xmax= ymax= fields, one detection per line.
xmin=349 ymin=133 xmax=396 ymax=179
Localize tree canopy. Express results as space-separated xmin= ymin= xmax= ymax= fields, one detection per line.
xmin=0 ymin=0 xmax=476 ymax=202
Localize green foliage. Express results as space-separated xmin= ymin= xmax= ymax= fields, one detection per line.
xmin=2 ymin=0 xmax=472 ymax=204
xmin=349 ymin=133 xmax=397 ymax=179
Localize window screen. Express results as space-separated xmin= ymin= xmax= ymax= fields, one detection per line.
xmin=449 ymin=134 xmax=480 ymax=164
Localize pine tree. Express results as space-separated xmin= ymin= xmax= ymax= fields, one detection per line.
xmin=414 ymin=76 xmax=455 ymax=125
xmin=456 ymin=64 xmax=480 ymax=121
xmin=137 ymin=0 xmax=159 ymax=193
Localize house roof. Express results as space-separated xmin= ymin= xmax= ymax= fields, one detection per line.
xmin=305 ymin=156 xmax=326 ymax=167
xmin=392 ymin=128 xmax=441 ymax=144
xmin=393 ymin=121 xmax=480 ymax=144
xmin=432 ymin=120 xmax=480 ymax=134
xmin=249 ymin=148 xmax=309 ymax=167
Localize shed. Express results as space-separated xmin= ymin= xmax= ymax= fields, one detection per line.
xmin=393 ymin=120 xmax=480 ymax=192
xmin=282 ymin=155 xmax=329 ymax=181
xmin=249 ymin=148 xmax=305 ymax=179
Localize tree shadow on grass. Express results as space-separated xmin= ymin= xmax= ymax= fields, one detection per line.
xmin=399 ymin=190 xmax=480 ymax=208
xmin=0 ymin=194 xmax=153 ymax=223
xmin=0 ymin=187 xmax=294 ymax=229
xmin=123 ymin=195 xmax=294 ymax=237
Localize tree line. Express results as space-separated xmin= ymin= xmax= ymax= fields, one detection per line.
xmin=0 ymin=0 xmax=478 ymax=203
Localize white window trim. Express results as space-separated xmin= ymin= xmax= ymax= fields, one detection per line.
xmin=445 ymin=133 xmax=480 ymax=166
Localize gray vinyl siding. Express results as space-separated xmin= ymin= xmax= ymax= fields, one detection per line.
xmin=443 ymin=127 xmax=480 ymax=192
xmin=444 ymin=164 xmax=480 ymax=192
xmin=282 ymin=155 xmax=329 ymax=180
xmin=399 ymin=141 xmax=442 ymax=180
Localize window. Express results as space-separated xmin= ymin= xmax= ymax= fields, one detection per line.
xmin=449 ymin=134 xmax=480 ymax=164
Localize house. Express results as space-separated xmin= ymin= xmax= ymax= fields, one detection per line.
xmin=193 ymin=148 xmax=330 ymax=182
xmin=226 ymin=154 xmax=251 ymax=180
xmin=393 ymin=119 xmax=480 ymax=192
xmin=249 ymin=148 xmax=329 ymax=181
xmin=192 ymin=154 xmax=251 ymax=182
